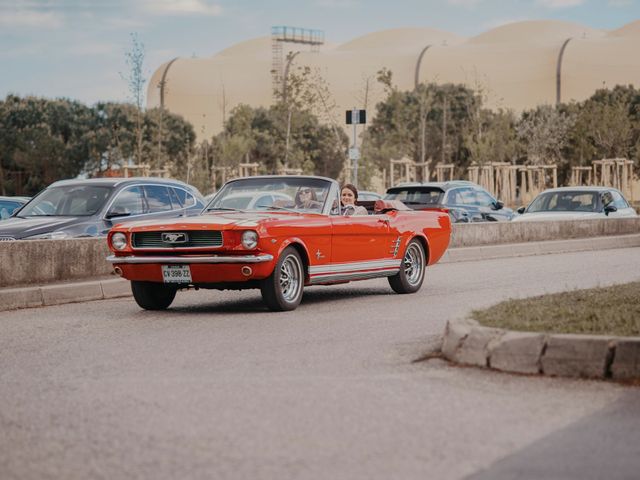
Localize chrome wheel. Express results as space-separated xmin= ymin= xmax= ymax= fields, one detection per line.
xmin=279 ymin=254 xmax=302 ymax=303
xmin=403 ymin=242 xmax=424 ymax=287
xmin=388 ymin=239 xmax=426 ymax=294
xmin=261 ymin=247 xmax=305 ymax=311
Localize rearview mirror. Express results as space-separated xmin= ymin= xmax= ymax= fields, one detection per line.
xmin=604 ymin=205 xmax=617 ymax=216
xmin=492 ymin=200 xmax=504 ymax=210
xmin=517 ymin=206 xmax=526 ymax=214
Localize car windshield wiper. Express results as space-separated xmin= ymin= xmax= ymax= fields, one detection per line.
xmin=262 ymin=205 xmax=302 ymax=213
xmin=205 ymin=207 xmax=243 ymax=212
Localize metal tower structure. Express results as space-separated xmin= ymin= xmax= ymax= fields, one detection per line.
xmin=271 ymin=26 xmax=324 ymax=99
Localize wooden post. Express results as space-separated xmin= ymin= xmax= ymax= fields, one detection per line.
xmin=468 ymin=165 xmax=479 ymax=184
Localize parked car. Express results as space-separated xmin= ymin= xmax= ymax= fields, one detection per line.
xmin=358 ymin=190 xmax=383 ymax=201
xmin=0 ymin=196 xmax=30 ymax=220
xmin=384 ymin=180 xmax=514 ymax=223
xmin=512 ymin=186 xmax=638 ymax=222
xmin=0 ymin=177 xmax=205 ymax=241
xmin=106 ymin=175 xmax=452 ymax=312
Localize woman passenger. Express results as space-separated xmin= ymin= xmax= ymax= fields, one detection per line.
xmin=340 ymin=183 xmax=368 ymax=216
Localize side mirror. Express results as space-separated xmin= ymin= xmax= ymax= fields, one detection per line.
xmin=492 ymin=200 xmax=504 ymax=210
xmin=517 ymin=206 xmax=526 ymax=214
xmin=105 ymin=210 xmax=131 ymax=219
xmin=604 ymin=205 xmax=617 ymax=216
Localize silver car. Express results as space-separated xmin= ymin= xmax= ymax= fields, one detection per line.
xmin=0 ymin=177 xmax=205 ymax=240
xmin=513 ymin=186 xmax=637 ymax=222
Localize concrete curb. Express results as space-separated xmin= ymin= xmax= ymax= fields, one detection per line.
xmin=441 ymin=318 xmax=640 ymax=381
xmin=1 ymin=235 xmax=639 ymax=313
xmin=0 ymin=277 xmax=131 ymax=312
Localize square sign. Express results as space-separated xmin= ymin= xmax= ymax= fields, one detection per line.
xmin=346 ymin=109 xmax=366 ymax=125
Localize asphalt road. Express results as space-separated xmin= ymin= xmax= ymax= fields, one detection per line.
xmin=2 ymin=247 xmax=640 ymax=480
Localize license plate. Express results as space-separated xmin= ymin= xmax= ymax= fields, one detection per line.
xmin=162 ymin=265 xmax=192 ymax=283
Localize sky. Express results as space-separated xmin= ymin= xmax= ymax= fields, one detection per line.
xmin=0 ymin=0 xmax=638 ymax=106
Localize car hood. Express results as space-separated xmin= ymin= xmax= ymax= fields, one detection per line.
xmin=512 ymin=211 xmax=603 ymax=222
xmin=0 ymin=216 xmax=93 ymax=239
xmin=115 ymin=211 xmax=316 ymax=232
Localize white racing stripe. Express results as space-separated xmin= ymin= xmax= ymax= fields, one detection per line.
xmin=309 ymin=269 xmax=399 ymax=284
xmin=309 ymin=259 xmax=401 ymax=275
xmin=308 ymin=259 xmax=401 ymax=284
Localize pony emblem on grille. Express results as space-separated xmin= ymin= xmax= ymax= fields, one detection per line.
xmin=161 ymin=232 xmax=188 ymax=244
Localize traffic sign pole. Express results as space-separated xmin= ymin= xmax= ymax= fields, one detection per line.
xmin=345 ymin=108 xmax=366 ymax=187
xmin=352 ymin=108 xmax=358 ymax=187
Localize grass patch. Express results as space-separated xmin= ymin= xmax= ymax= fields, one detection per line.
xmin=472 ymin=281 xmax=640 ymax=336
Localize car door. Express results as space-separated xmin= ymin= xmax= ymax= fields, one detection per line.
xmin=469 ymin=188 xmax=510 ymax=221
xmin=143 ymin=185 xmax=186 ymax=220
xmin=172 ymin=186 xmax=204 ymax=215
xmin=606 ymin=190 xmax=636 ymax=218
xmin=446 ymin=187 xmax=481 ymax=220
xmin=102 ymin=186 xmax=147 ymax=234
xmin=330 ymin=208 xmax=392 ymax=265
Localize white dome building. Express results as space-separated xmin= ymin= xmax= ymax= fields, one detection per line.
xmin=147 ymin=20 xmax=640 ymax=140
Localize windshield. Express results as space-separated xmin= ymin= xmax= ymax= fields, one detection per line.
xmin=0 ymin=200 xmax=25 ymax=219
xmin=18 ymin=185 xmax=112 ymax=217
xmin=385 ymin=188 xmax=444 ymax=205
xmin=528 ymin=191 xmax=599 ymax=213
xmin=206 ymin=177 xmax=332 ymax=214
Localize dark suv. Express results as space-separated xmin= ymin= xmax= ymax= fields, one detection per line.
xmin=0 ymin=177 xmax=205 ymax=240
xmin=384 ymin=181 xmax=514 ymax=223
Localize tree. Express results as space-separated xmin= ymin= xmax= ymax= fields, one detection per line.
xmin=570 ymin=86 xmax=639 ymax=161
xmin=271 ymin=55 xmax=348 ymax=177
xmin=363 ymin=76 xmax=478 ymax=184
xmin=0 ymin=94 xmax=197 ymax=195
xmin=121 ymin=33 xmax=146 ymax=165
xmin=516 ymin=105 xmax=575 ymax=165
xmin=0 ymin=96 xmax=92 ymax=194
xmin=464 ymin=108 xmax=518 ymax=167
xmin=143 ymin=107 xmax=196 ymax=179
xmin=82 ymin=102 xmax=136 ymax=175
xmin=208 ymin=101 xmax=347 ymax=187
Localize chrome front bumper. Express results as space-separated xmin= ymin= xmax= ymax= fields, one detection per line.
xmin=107 ymin=254 xmax=274 ymax=264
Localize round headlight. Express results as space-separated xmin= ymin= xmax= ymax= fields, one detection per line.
xmin=241 ymin=230 xmax=258 ymax=249
xmin=111 ymin=232 xmax=127 ymax=250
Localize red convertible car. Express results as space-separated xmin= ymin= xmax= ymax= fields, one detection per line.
xmin=107 ymin=176 xmax=451 ymax=311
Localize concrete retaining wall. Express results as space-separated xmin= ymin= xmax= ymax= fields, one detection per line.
xmin=0 ymin=238 xmax=112 ymax=288
xmin=0 ymin=217 xmax=638 ymax=288
xmin=449 ymin=217 xmax=640 ymax=247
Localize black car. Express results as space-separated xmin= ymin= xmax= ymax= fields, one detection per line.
xmin=0 ymin=177 xmax=205 ymax=240
xmin=384 ymin=181 xmax=514 ymax=223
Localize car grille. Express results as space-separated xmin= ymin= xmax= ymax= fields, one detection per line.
xmin=0 ymin=236 xmax=16 ymax=241
xmin=132 ymin=231 xmax=223 ymax=248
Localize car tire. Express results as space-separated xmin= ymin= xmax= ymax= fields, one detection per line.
xmin=131 ymin=281 xmax=177 ymax=310
xmin=260 ymin=246 xmax=304 ymax=311
xmin=388 ymin=239 xmax=426 ymax=294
